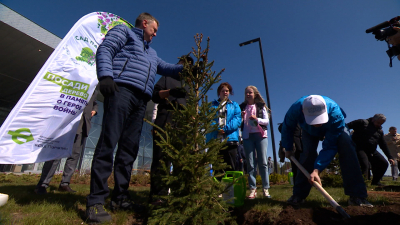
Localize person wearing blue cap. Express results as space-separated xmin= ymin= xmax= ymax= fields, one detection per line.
xmin=281 ymin=95 xmax=372 ymax=207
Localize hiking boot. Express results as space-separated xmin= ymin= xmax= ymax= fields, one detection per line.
xmin=287 ymin=195 xmax=305 ymax=206
xmin=263 ymin=189 xmax=271 ymax=198
xmin=34 ymin=186 xmax=47 ymax=195
xmin=247 ymin=189 xmax=257 ymax=199
xmin=348 ymin=197 xmax=373 ymax=208
xmin=86 ymin=204 xmax=112 ymax=223
xmin=110 ymin=198 xmax=145 ymax=213
xmin=58 ymin=184 xmax=76 ymax=193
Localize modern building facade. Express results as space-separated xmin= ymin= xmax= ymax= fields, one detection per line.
xmin=0 ymin=3 xmax=154 ymax=174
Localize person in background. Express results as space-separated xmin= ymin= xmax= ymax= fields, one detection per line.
xmin=239 ymin=85 xmax=270 ymax=199
xmin=384 ymin=126 xmax=400 ymax=181
xmin=267 ymin=157 xmax=274 ymax=175
xmin=236 ymin=137 xmax=246 ymax=172
xmin=278 ymin=123 xmax=302 ymax=184
xmin=35 ymin=89 xmax=98 ymax=194
xmin=281 ymin=95 xmax=371 ymax=207
xmin=151 ymin=104 xmax=158 ymax=123
xmin=347 ymin=114 xmax=394 ymax=186
xmin=206 ymin=82 xmax=241 ymax=176
xmin=86 ymin=12 xmax=184 ymax=223
xmin=149 ymin=55 xmax=193 ymax=204
xmin=387 ymin=26 xmax=400 ymax=61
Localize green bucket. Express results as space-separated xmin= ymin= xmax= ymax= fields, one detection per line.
xmin=221 ymin=171 xmax=246 ymax=207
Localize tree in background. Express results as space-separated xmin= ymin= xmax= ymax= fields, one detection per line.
xmin=321 ymin=153 xmax=344 ymax=187
xmin=325 ymin=153 xmax=340 ymax=175
xmin=147 ymin=34 xmax=237 ymax=225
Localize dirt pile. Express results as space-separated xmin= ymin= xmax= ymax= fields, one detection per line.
xmin=239 ymin=189 xmax=400 ymax=225
xmin=274 ymin=205 xmax=400 ymax=225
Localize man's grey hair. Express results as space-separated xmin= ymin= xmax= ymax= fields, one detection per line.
xmin=372 ymin=113 xmax=386 ymax=122
xmin=135 ymin=12 xmax=159 ymax=27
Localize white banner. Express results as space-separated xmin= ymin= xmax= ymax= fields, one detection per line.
xmin=0 ymin=12 xmax=133 ymax=164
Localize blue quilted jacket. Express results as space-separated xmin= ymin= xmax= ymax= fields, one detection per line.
xmin=96 ymin=25 xmax=183 ymax=97
xmin=206 ymin=99 xmax=242 ymax=143
xmin=281 ymin=95 xmax=346 ymax=171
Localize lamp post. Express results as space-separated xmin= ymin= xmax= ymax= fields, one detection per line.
xmin=239 ymin=37 xmax=278 ymax=174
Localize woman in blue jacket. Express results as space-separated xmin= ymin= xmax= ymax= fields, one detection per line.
xmin=206 ymin=82 xmax=241 ymax=173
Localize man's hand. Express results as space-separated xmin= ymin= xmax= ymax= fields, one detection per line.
xmin=218 ymin=129 xmax=225 ymax=135
xmin=91 ymin=111 xmax=96 ymax=117
xmin=387 ymin=27 xmax=400 ymax=61
xmin=99 ymin=77 xmax=119 ymax=97
xmin=387 ymin=27 xmax=400 ymax=46
xmin=310 ymin=169 xmax=322 ymax=186
xmin=283 ymin=148 xmax=294 ymax=159
xmin=389 ymin=159 xmax=395 ymax=165
xmin=158 ymin=90 xmax=170 ymax=99
xmin=169 ymin=87 xmax=186 ymax=98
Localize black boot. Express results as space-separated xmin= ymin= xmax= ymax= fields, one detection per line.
xmin=86 ymin=204 xmax=112 ymax=223
xmin=58 ymin=184 xmax=76 ymax=193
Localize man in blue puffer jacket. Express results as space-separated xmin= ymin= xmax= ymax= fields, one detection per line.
xmin=86 ymin=12 xmax=183 ymax=223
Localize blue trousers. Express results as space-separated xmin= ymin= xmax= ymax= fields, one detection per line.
xmin=243 ymin=133 xmax=270 ymax=189
xmin=293 ymin=128 xmax=367 ymax=199
xmin=86 ymin=86 xmax=147 ymax=207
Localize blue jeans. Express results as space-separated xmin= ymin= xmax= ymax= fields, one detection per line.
xmin=293 ymin=128 xmax=367 ymax=199
xmin=243 ymin=133 xmax=270 ymax=189
xmin=86 ymin=86 xmax=148 ymax=207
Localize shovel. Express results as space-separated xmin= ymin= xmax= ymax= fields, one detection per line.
xmin=290 ymin=156 xmax=351 ymax=219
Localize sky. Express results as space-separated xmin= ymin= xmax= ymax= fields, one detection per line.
xmin=2 ymin=0 xmax=400 ymax=174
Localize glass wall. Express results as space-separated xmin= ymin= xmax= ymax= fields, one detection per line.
xmin=60 ymin=101 xmax=154 ymax=174
xmin=1 ymin=101 xmax=154 ymax=174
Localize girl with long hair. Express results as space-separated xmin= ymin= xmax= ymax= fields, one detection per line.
xmin=239 ymin=86 xmax=270 ymax=199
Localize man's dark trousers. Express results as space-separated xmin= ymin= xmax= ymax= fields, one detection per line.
xmin=87 ymin=86 xmax=148 ymax=207
xmin=356 ymin=150 xmax=388 ymax=184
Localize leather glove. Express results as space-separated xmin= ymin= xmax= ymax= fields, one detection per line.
xmin=169 ymin=87 xmax=186 ymax=98
xmin=284 ymin=148 xmax=294 ymax=160
xmin=191 ymin=65 xmax=200 ymax=75
xmin=99 ymin=77 xmax=119 ymax=97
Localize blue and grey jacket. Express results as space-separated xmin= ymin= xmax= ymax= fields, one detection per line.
xmin=206 ymin=99 xmax=242 ymax=143
xmin=96 ymin=25 xmax=183 ymax=98
xmin=281 ymin=95 xmax=346 ymax=171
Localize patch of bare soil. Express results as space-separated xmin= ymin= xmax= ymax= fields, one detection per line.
xmin=372 ymin=185 xmax=400 ymax=193
xmin=274 ymin=204 xmax=400 ymax=225
xmin=239 ymin=190 xmax=400 ymax=225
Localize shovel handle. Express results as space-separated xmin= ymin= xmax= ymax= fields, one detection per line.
xmin=290 ymin=156 xmax=341 ymax=209
xmin=289 ymin=156 xmax=350 ymax=219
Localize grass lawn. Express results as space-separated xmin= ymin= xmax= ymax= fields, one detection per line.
xmin=0 ymin=173 xmax=396 ymax=224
